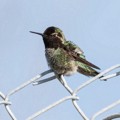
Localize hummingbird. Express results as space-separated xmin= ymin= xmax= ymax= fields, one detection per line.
xmin=30 ymin=26 xmax=101 ymax=78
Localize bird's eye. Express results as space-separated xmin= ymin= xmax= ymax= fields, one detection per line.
xmin=50 ymin=29 xmax=55 ymax=33
xmin=44 ymin=28 xmax=55 ymax=35
xmin=58 ymin=33 xmax=62 ymax=37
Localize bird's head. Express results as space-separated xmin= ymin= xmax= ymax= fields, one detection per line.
xmin=30 ymin=26 xmax=65 ymax=48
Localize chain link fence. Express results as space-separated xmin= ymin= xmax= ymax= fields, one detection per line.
xmin=0 ymin=64 xmax=120 ymax=120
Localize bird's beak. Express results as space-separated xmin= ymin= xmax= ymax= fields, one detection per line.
xmin=30 ymin=31 xmax=44 ymax=36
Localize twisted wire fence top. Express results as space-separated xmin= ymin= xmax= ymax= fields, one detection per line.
xmin=0 ymin=64 xmax=120 ymax=120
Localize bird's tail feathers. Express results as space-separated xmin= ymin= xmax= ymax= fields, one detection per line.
xmin=77 ymin=66 xmax=99 ymax=77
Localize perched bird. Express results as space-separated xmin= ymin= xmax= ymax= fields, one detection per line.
xmin=30 ymin=26 xmax=101 ymax=78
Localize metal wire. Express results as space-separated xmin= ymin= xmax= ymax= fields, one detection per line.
xmin=0 ymin=65 xmax=120 ymax=120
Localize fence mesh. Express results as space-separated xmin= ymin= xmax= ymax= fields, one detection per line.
xmin=0 ymin=64 xmax=120 ymax=120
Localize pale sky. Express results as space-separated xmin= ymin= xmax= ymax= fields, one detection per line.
xmin=0 ymin=0 xmax=120 ymax=120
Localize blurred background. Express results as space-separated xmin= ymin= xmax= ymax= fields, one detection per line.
xmin=0 ymin=0 xmax=120 ymax=120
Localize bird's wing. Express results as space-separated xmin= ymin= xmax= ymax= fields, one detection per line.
xmin=63 ymin=41 xmax=100 ymax=70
